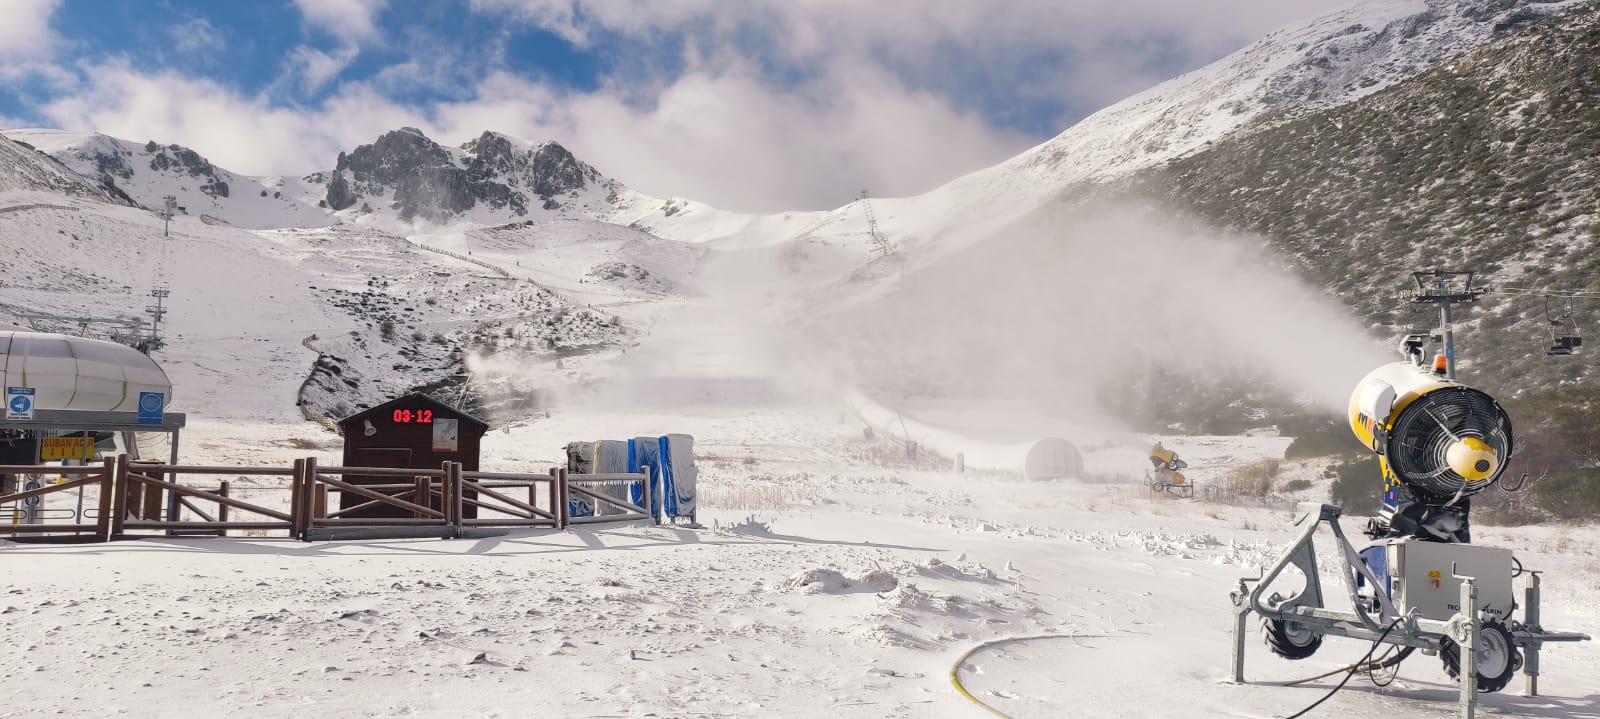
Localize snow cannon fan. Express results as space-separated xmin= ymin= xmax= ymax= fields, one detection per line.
xmin=1348 ymin=358 xmax=1515 ymax=543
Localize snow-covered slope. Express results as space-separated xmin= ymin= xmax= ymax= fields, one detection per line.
xmin=614 ymin=0 xmax=1594 ymax=262
xmin=0 ymin=196 xmax=689 ymax=423
xmin=3 ymin=129 xmax=335 ymax=230
xmin=0 ymin=134 xmax=127 ymax=202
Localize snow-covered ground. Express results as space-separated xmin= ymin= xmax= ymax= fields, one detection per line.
xmin=5 ymin=401 xmax=1598 ymax=718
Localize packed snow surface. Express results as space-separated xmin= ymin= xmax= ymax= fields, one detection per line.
xmin=4 ymin=406 xmax=1597 ymax=718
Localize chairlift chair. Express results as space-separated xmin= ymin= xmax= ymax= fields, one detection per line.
xmin=1544 ymin=299 xmax=1582 ymax=356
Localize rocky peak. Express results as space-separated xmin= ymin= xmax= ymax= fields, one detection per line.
xmin=138 ymin=140 xmax=230 ymax=198
xmin=325 ymin=128 xmax=612 ymax=222
xmin=335 ymin=128 xmax=454 ymax=187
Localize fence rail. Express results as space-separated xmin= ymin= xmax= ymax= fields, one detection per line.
xmin=0 ymin=457 xmax=653 ymax=542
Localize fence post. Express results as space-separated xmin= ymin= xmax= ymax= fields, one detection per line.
xmin=109 ymin=454 xmax=129 ymax=538
xmin=99 ymin=456 xmax=121 ymax=540
xmin=304 ymin=457 xmax=320 ymax=541
xmin=141 ymin=475 xmax=163 ymax=520
xmin=289 ymin=459 xmax=306 ymax=540
xmin=547 ymin=467 xmax=559 ymax=527
xmin=441 ymin=463 xmax=455 ymax=528
xmin=559 ymin=467 xmax=570 ymax=529
xmin=643 ymin=470 xmax=653 ymax=521
xmin=217 ymin=480 xmax=230 ymax=537
xmin=449 ymin=462 xmax=464 ymax=537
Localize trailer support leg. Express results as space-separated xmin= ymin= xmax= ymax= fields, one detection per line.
xmin=1230 ymin=582 xmax=1251 ymax=684
xmin=1456 ymin=572 xmax=1479 ymax=719
xmin=1523 ymin=571 xmax=1540 ymax=697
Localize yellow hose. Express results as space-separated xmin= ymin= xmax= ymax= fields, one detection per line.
xmin=949 ymin=634 xmax=1115 ymax=718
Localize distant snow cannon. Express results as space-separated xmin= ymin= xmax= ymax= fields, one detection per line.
xmin=1348 ymin=361 xmax=1514 ymax=542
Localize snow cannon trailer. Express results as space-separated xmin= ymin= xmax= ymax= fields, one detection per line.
xmin=1229 ymin=358 xmax=1589 ymax=717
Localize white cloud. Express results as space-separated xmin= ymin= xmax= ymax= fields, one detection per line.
xmin=171 ymin=17 xmax=226 ymax=58
xmin=32 ymin=0 xmax=1359 ymax=211
xmin=0 ymin=0 xmax=61 ymax=61
xmin=473 ymin=0 xmax=1347 ymax=117
xmin=432 ymin=68 xmax=1032 ymax=210
xmin=286 ymin=45 xmax=361 ymax=94
xmin=37 ymin=60 xmax=417 ymax=177
xmin=292 ymin=0 xmax=388 ymax=42
xmin=35 ymin=59 xmax=1026 ymax=212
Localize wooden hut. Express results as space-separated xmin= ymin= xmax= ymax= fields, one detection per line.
xmin=337 ymin=394 xmax=488 ymax=518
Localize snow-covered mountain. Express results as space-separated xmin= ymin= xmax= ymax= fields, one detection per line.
xmin=3 ymin=0 xmax=1593 ymax=428
xmin=614 ymin=0 xmax=1593 ymax=259
xmin=1 ymin=127 xmax=623 ymax=231
xmin=3 ymin=129 xmax=334 ymax=230
xmin=0 ymin=133 xmax=129 ymax=202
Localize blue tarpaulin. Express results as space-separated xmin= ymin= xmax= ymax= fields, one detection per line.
xmin=659 ymin=434 xmax=696 ymax=521
xmin=619 ymin=434 xmax=697 ymax=522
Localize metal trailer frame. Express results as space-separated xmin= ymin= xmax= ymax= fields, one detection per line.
xmin=1229 ymin=502 xmax=1589 ymax=718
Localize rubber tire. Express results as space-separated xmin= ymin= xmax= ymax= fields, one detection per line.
xmin=1441 ymin=621 xmax=1521 ymax=694
xmin=1263 ymin=617 xmax=1323 ymax=660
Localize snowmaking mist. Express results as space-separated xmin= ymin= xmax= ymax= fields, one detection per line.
xmin=459 ymin=199 xmax=1389 ymax=436
xmin=809 ymin=200 xmax=1391 ymax=433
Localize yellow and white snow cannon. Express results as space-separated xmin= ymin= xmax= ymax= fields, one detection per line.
xmin=1146 ymin=443 xmax=1191 ymax=498
xmin=1347 ymin=360 xmax=1514 ymax=542
xmin=1229 ymin=352 xmax=1588 ymax=704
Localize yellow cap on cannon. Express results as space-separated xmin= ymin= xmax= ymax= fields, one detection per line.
xmin=1446 ymin=436 xmax=1498 ymax=481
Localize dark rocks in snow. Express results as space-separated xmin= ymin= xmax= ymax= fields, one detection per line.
xmin=94 ymin=149 xmax=133 ymax=180
xmin=326 ymin=170 xmax=357 ymax=211
xmin=148 ymin=144 xmax=217 ymax=178
xmin=323 ymin=127 xmax=609 ymax=222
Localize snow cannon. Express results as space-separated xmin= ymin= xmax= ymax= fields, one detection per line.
xmin=1348 ymin=361 xmax=1514 ymax=542
xmin=1230 ymin=359 xmax=1588 ymax=706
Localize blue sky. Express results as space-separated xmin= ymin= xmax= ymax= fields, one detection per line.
xmin=0 ymin=0 xmax=1343 ymax=211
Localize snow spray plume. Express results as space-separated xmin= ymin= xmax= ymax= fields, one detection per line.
xmin=810 ymin=199 xmax=1390 ymax=429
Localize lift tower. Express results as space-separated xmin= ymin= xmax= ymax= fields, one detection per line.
xmin=1411 ymin=270 xmax=1488 ymax=380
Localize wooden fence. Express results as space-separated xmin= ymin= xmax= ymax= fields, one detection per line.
xmin=0 ymin=457 xmax=650 ymax=542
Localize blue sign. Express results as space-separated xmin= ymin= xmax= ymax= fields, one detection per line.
xmin=6 ymin=386 xmax=34 ymax=420
xmin=137 ymin=392 xmax=165 ymax=425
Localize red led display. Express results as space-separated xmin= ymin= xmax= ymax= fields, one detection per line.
xmin=392 ymin=409 xmax=434 ymax=424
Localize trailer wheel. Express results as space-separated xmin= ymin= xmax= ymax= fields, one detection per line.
xmin=1263 ymin=617 xmax=1322 ymax=660
xmin=1441 ymin=621 xmax=1521 ymax=693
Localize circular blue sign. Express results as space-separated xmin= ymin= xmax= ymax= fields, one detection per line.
xmin=8 ymin=395 xmax=30 ymax=413
xmin=139 ymin=393 xmax=163 ymax=412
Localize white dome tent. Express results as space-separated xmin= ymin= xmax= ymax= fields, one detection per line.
xmin=843 ymin=390 xmax=1083 ymax=480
